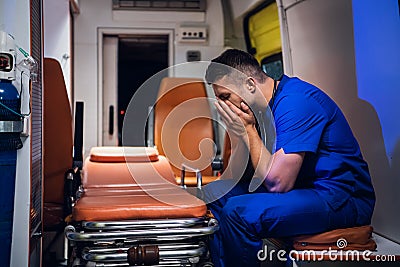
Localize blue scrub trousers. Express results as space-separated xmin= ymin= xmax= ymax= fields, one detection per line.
xmin=203 ymin=179 xmax=359 ymax=267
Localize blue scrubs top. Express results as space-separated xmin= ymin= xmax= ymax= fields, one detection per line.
xmin=270 ymin=75 xmax=375 ymax=225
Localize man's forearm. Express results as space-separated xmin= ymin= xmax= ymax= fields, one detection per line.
xmin=245 ymin=125 xmax=273 ymax=187
xmin=224 ymin=135 xmax=249 ymax=179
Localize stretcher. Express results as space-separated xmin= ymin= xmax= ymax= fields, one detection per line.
xmin=65 ymin=146 xmax=218 ymax=267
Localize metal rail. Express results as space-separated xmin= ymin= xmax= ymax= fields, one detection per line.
xmin=82 ymin=217 xmax=206 ymax=230
xmin=65 ymin=219 xmax=218 ymax=242
xmin=83 ymin=260 xmax=194 ymax=267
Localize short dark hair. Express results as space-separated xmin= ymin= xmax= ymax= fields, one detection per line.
xmin=205 ymin=49 xmax=267 ymax=84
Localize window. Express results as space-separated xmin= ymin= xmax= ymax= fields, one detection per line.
xmin=244 ymin=1 xmax=283 ymax=80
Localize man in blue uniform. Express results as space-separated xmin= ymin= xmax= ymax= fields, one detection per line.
xmin=203 ymin=49 xmax=375 ymax=267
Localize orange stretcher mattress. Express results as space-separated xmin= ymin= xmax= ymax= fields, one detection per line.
xmin=82 ymin=151 xmax=177 ymax=188
xmin=82 ymin=184 xmax=185 ymax=197
xmin=73 ymin=191 xmax=207 ymax=221
xmin=73 ymin=146 xmax=207 ymax=221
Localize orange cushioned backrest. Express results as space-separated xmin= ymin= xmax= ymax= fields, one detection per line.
xmin=154 ymin=77 xmax=215 ymax=177
xmin=43 ymin=58 xmax=73 ymax=205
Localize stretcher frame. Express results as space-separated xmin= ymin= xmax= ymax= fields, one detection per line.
xmin=64 ymin=147 xmax=218 ymax=267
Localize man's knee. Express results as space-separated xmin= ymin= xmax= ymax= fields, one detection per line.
xmin=203 ymin=179 xmax=245 ymax=204
xmin=220 ymin=197 xmax=251 ymax=228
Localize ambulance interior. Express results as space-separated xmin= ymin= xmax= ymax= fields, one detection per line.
xmin=0 ymin=0 xmax=399 ymax=266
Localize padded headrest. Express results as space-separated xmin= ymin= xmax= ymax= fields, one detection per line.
xmin=90 ymin=146 xmax=159 ymax=163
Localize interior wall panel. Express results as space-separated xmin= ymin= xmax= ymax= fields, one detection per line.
xmin=280 ymin=0 xmax=399 ymax=242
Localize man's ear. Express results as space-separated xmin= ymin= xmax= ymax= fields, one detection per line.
xmin=246 ymin=77 xmax=257 ymax=93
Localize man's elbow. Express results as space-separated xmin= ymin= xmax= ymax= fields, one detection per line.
xmin=265 ymin=178 xmax=295 ymax=193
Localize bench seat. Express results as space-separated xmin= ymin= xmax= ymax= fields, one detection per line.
xmin=288 ymin=233 xmax=400 ymax=266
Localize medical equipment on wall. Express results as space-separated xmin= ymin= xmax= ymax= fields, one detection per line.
xmin=0 ymin=30 xmax=37 ymax=146
xmin=0 ymin=30 xmax=37 ymax=266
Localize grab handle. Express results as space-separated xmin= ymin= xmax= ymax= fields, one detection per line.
xmin=108 ymin=105 xmax=114 ymax=135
